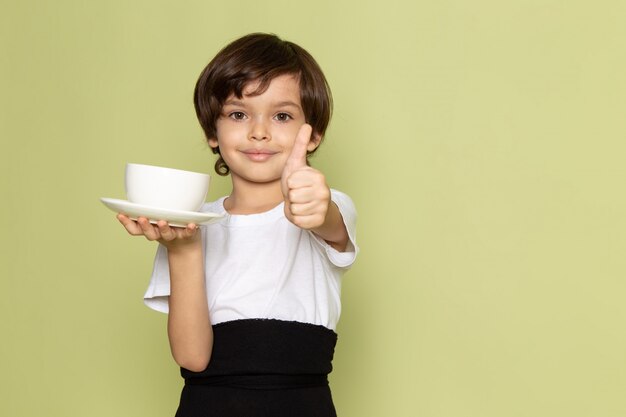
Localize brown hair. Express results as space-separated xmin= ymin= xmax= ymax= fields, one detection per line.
xmin=194 ymin=33 xmax=333 ymax=175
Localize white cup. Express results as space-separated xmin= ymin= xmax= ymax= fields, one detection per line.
xmin=125 ymin=163 xmax=210 ymax=212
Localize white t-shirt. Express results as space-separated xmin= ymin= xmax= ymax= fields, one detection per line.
xmin=143 ymin=189 xmax=358 ymax=331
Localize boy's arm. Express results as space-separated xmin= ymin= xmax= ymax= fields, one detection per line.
xmin=284 ymin=176 xmax=349 ymax=251
xmin=310 ymin=200 xmax=349 ymax=251
xmin=166 ymin=240 xmax=212 ymax=372
xmin=118 ymin=215 xmax=213 ymax=372
xmin=281 ymin=124 xmax=349 ymax=252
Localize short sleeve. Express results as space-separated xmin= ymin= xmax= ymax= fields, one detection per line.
xmin=310 ymin=189 xmax=359 ymax=268
xmin=143 ymin=243 xmax=171 ymax=313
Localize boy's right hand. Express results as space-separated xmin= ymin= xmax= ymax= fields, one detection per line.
xmin=117 ymin=214 xmax=200 ymax=251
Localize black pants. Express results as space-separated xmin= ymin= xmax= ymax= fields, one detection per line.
xmin=176 ymin=319 xmax=339 ymax=417
xmin=175 ymin=384 xmax=337 ymax=417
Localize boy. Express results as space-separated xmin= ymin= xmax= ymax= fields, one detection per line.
xmin=118 ymin=33 xmax=358 ymax=416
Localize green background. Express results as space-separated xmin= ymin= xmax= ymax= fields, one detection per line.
xmin=2 ymin=1 xmax=625 ymax=416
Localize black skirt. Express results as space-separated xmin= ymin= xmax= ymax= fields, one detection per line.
xmin=175 ymin=319 xmax=338 ymax=417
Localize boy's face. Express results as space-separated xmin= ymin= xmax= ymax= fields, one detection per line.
xmin=211 ymin=74 xmax=320 ymax=186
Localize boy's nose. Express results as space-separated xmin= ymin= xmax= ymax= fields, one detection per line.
xmin=250 ymin=119 xmax=270 ymax=141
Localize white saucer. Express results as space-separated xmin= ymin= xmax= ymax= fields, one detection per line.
xmin=101 ymin=198 xmax=224 ymax=228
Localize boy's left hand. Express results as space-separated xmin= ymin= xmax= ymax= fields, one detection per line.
xmin=281 ymin=124 xmax=330 ymax=230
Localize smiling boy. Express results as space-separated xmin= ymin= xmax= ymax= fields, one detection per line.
xmin=118 ymin=33 xmax=358 ymax=417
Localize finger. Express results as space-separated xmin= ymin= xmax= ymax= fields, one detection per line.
xmin=186 ymin=223 xmax=198 ymax=234
xmin=285 ymin=124 xmax=313 ymax=173
xmin=171 ymin=223 xmax=196 ymax=238
xmin=287 ymin=200 xmax=319 ymax=216
xmin=287 ymin=187 xmax=316 ymax=204
xmin=180 ymin=223 xmax=198 ymax=239
xmin=167 ymin=223 xmax=197 ymax=240
xmin=287 ymin=180 xmax=330 ymax=205
xmin=138 ymin=217 xmax=160 ymax=241
xmin=285 ymin=167 xmax=321 ymax=190
xmin=117 ymin=214 xmax=143 ymax=235
xmin=157 ymin=220 xmax=176 ymax=241
xmin=289 ymin=213 xmax=325 ymax=230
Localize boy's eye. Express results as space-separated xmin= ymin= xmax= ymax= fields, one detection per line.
xmin=274 ymin=112 xmax=292 ymax=122
xmin=229 ymin=112 xmax=246 ymax=120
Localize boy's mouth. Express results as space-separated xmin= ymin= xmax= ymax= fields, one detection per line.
xmin=240 ymin=148 xmax=278 ymax=162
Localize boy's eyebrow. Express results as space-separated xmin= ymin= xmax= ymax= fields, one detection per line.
xmin=223 ymin=99 xmax=245 ymax=107
xmin=274 ymin=100 xmax=302 ymax=110
xmin=222 ymin=99 xmax=302 ymax=110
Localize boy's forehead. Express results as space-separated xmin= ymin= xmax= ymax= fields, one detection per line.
xmin=240 ymin=74 xmax=301 ymax=98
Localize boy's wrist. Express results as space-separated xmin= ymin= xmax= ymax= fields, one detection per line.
xmin=163 ymin=238 xmax=203 ymax=257
xmin=310 ymin=202 xmax=349 ymax=251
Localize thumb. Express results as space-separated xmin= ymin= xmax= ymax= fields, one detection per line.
xmin=284 ymin=123 xmax=313 ymax=174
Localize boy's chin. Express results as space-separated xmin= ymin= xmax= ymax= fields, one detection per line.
xmin=232 ymin=172 xmax=282 ymax=185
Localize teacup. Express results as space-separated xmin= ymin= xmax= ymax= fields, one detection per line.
xmin=125 ymin=163 xmax=210 ymax=212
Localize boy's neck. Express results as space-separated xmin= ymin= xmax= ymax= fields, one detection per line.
xmin=224 ymin=178 xmax=283 ymax=215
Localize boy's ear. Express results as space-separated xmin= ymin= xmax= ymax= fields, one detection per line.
xmin=306 ymin=132 xmax=322 ymax=152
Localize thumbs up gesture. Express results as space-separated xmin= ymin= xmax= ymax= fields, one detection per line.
xmin=281 ymin=123 xmax=331 ymax=230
